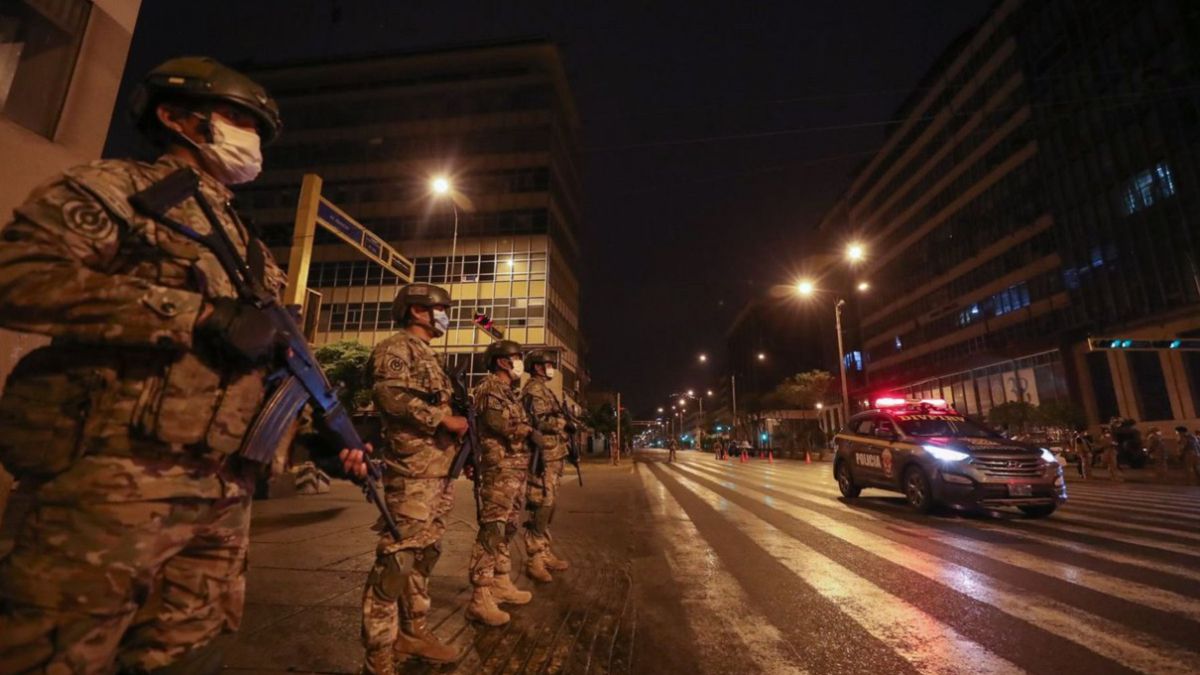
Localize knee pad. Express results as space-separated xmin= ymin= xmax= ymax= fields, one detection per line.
xmin=414 ymin=543 xmax=442 ymax=577
xmin=369 ymin=550 xmax=415 ymax=602
xmin=476 ymin=521 xmax=506 ymax=553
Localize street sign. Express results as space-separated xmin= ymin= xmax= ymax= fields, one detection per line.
xmin=1088 ymin=338 xmax=1200 ymax=351
xmin=315 ymin=198 xmax=413 ymax=282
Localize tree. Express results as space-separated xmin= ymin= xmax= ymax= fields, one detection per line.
xmin=988 ymin=400 xmax=1039 ymax=433
xmin=315 ymin=340 xmax=373 ymax=412
xmin=772 ymin=370 xmax=837 ymax=409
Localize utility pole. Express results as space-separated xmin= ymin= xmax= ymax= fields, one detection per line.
xmin=614 ymin=392 xmax=621 ymax=465
xmin=731 ymin=374 xmax=738 ymax=440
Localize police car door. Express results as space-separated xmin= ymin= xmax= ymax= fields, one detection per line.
xmin=852 ymin=415 xmax=887 ymax=484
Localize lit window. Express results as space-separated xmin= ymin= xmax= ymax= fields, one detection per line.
xmin=894 ymin=336 xmax=903 ymax=351
xmin=1120 ymin=162 xmax=1178 ymax=215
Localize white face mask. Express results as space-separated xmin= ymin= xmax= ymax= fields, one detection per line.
xmin=509 ymin=358 xmax=525 ymax=378
xmin=544 ymin=365 xmax=558 ymax=381
xmin=178 ymin=114 xmax=263 ymax=185
xmin=431 ymin=309 xmax=450 ymax=336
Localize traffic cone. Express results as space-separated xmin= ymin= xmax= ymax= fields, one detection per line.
xmin=768 ymin=451 xmax=774 ymax=464
xmin=804 ymin=450 xmax=812 ymax=464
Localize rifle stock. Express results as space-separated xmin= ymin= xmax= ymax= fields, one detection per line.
xmin=447 ymin=362 xmax=483 ymax=514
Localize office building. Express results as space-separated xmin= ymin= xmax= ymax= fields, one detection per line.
xmin=821 ymin=0 xmax=1200 ymax=427
xmin=238 ymin=39 xmax=585 ymax=397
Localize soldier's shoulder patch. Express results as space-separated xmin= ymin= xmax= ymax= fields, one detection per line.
xmin=60 ymin=198 xmax=117 ymax=239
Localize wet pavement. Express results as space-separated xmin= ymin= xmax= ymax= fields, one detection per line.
xmin=217 ymin=450 xmax=1200 ymax=674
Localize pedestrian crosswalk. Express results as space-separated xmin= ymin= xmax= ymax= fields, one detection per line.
xmin=640 ymin=452 xmax=1200 ymax=675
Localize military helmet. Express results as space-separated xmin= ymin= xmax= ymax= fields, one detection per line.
xmin=130 ymin=56 xmax=282 ymax=144
xmin=392 ymin=283 xmax=452 ymax=323
xmin=484 ymin=340 xmax=523 ymax=363
xmin=525 ymin=350 xmax=556 ymax=368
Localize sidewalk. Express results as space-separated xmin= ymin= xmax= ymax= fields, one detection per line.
xmin=218 ymin=459 xmax=668 ymax=674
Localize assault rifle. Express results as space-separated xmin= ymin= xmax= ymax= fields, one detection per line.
xmin=558 ymin=397 xmax=584 ymax=486
xmin=130 ymin=169 xmax=401 ymax=541
xmin=446 ymin=361 xmax=483 ymax=512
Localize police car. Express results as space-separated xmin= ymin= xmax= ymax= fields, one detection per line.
xmin=833 ymin=398 xmax=1066 ymax=517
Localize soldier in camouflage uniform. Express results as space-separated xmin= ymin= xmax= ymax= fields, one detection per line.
xmin=359 ymin=283 xmax=467 ymax=673
xmin=521 ymin=350 xmax=573 ymax=583
xmin=0 ymin=58 xmax=351 ymax=673
xmin=467 ymin=340 xmax=535 ymax=626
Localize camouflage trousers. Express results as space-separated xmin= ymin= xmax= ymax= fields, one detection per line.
xmin=469 ymin=462 xmax=527 ymax=587
xmin=362 ymin=465 xmax=455 ymax=655
xmin=523 ymin=459 xmax=564 ymax=557
xmin=0 ymin=494 xmax=250 ymax=674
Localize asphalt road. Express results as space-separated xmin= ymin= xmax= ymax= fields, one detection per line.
xmin=638 ymin=449 xmax=1200 ymax=675
xmin=210 ymin=449 xmax=1200 ymax=674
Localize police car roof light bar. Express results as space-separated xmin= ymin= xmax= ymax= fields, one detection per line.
xmin=919 ymin=398 xmax=947 ymax=408
xmin=875 ymin=397 xmax=907 ymax=408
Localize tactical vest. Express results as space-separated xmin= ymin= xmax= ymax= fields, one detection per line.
xmin=0 ymin=158 xmax=279 ymax=479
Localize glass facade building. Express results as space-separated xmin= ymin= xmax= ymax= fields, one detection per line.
xmin=239 ymin=40 xmax=584 ymax=396
xmin=823 ymin=0 xmax=1200 ymax=427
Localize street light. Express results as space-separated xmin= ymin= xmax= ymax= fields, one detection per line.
xmin=794 ymin=280 xmax=867 ymax=428
xmin=857 ymin=281 xmax=870 ymax=292
xmin=757 ymin=352 xmax=766 ymax=361
xmin=687 ymin=389 xmax=695 ymax=397
xmin=698 ymin=353 xmax=708 ymax=363
xmin=846 ymin=242 xmax=866 ymax=264
xmin=795 ymin=279 xmax=815 ymax=297
xmin=430 ymin=175 xmax=459 ymax=354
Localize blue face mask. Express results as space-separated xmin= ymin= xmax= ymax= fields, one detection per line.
xmin=432 ymin=309 xmax=450 ymax=336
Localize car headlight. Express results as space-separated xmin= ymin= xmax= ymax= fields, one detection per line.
xmin=1040 ymin=447 xmax=1058 ymax=464
xmin=923 ymin=445 xmax=969 ymax=462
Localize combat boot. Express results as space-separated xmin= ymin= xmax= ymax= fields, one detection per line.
xmin=395 ymin=618 xmax=459 ymax=664
xmin=544 ymin=550 xmax=570 ymax=571
xmin=525 ymin=553 xmax=554 ymax=583
xmin=362 ymin=648 xmax=394 ymax=675
xmin=492 ymin=574 xmax=533 ymax=605
xmin=466 ymin=587 xmax=510 ymax=626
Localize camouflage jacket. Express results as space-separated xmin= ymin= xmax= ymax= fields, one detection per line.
xmin=522 ymin=376 xmax=569 ymax=461
xmin=368 ymin=330 xmax=455 ymax=480
xmin=0 ymin=156 xmax=285 ymax=500
xmin=473 ymin=373 xmax=532 ymax=469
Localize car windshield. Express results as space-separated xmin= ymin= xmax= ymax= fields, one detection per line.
xmin=893 ymin=413 xmax=997 ymax=438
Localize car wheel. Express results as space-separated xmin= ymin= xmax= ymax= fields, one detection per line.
xmin=903 ymin=466 xmax=934 ymax=514
xmin=1018 ymin=504 xmax=1057 ymax=518
xmin=836 ymin=461 xmax=861 ymax=498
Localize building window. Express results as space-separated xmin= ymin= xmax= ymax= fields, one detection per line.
xmin=1119 ymin=161 xmax=1177 ymax=215
xmin=843 ymin=350 xmax=863 ymax=372
xmin=894 ymin=335 xmax=903 ymax=351
xmin=0 ymin=0 xmax=91 ymax=138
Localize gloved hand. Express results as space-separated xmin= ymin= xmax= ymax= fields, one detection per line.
xmin=197 ymin=297 xmax=280 ymax=364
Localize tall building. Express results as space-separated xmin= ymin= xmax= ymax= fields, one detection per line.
xmin=0 ymin=0 xmax=143 ymax=385
xmin=238 ymin=40 xmax=585 ymax=398
xmin=821 ymin=0 xmax=1200 ymax=428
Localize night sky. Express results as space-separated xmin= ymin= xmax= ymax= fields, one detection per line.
xmin=107 ymin=0 xmax=993 ymax=414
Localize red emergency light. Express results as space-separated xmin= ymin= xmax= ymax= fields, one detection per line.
xmin=874 ymin=397 xmax=907 ymax=408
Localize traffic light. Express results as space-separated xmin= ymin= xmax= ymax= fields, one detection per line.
xmin=472 ymin=310 xmax=504 ymax=339
xmin=1088 ymin=338 xmax=1200 ymax=351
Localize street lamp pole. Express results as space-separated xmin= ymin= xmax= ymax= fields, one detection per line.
xmin=835 ymin=298 xmax=850 ymax=427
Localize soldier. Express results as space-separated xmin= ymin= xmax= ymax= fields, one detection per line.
xmin=467 ymin=340 xmax=535 ymax=625
xmin=521 ymin=350 xmax=573 ymax=583
xmin=359 ymin=283 xmax=468 ymax=672
xmin=0 ymin=57 xmax=374 ymax=673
